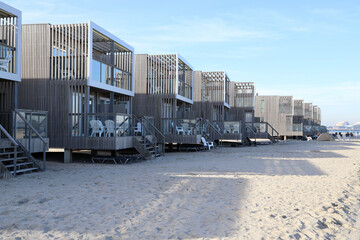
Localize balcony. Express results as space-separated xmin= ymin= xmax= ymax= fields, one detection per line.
xmin=293 ymin=124 xmax=303 ymax=132
xmin=178 ymin=81 xmax=192 ymax=100
xmin=0 ymin=3 xmax=21 ymax=81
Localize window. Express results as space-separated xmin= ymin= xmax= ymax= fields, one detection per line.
xmin=245 ymin=112 xmax=253 ymax=122
xmin=260 ymin=100 xmax=265 ymax=113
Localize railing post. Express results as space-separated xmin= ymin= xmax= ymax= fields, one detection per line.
xmin=43 ymin=143 xmax=46 ymax=170
xmin=46 ymin=112 xmax=48 ymax=139
xmin=13 ymin=146 xmax=17 ymax=177
xmin=29 ymin=128 xmax=32 ymax=153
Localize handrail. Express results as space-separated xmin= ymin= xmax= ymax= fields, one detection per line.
xmin=141 ymin=117 xmax=165 ymax=141
xmin=267 ymin=122 xmax=279 ymax=136
xmin=0 ymin=124 xmax=18 ymax=146
xmin=0 ymin=124 xmax=18 ymax=176
xmin=133 ymin=116 xmax=158 ymax=143
xmin=14 ymin=109 xmax=48 ymax=170
xmin=204 ymin=119 xmax=223 ymax=146
xmin=134 ymin=115 xmax=164 ymax=156
xmin=205 ymin=119 xmax=223 ymax=137
xmin=116 ymin=116 xmax=131 ymax=131
xmin=14 ymin=109 xmax=48 ymax=145
xmin=241 ymin=121 xmax=257 ymax=144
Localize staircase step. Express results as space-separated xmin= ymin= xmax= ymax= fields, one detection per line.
xmin=10 ymin=167 xmax=39 ymax=175
xmin=0 ymin=156 xmax=28 ymax=162
xmin=0 ymin=151 xmax=25 ymax=156
xmin=5 ymin=162 xmax=34 ymax=168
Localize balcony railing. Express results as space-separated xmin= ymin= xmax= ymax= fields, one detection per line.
xmin=0 ymin=44 xmax=16 ymax=74
xmin=91 ymin=59 xmax=132 ymax=91
xmin=222 ymin=121 xmax=241 ymax=134
xmin=293 ymin=124 xmax=303 ymax=132
xmin=14 ymin=109 xmax=48 ymax=139
xmin=162 ymin=118 xmax=202 ymax=135
xmin=87 ymin=113 xmax=133 ymax=137
xmin=178 ymin=81 xmax=192 ymax=100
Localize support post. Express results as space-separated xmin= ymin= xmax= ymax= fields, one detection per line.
xmin=64 ymin=149 xmax=73 ymax=163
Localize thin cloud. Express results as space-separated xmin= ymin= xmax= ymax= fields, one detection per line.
xmin=122 ymin=17 xmax=270 ymax=46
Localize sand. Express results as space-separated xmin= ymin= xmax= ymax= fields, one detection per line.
xmin=1 ymin=140 xmax=360 ymax=239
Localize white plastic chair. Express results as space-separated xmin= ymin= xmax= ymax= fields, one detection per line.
xmin=0 ymin=53 xmax=12 ymax=72
xmin=105 ymin=120 xmax=116 ymax=137
xmin=134 ymin=122 xmax=142 ymax=135
xmin=172 ymin=122 xmax=184 ymax=135
xmin=90 ymin=120 xmax=104 ymax=137
xmin=201 ymin=137 xmax=214 ymax=150
xmin=181 ymin=123 xmax=192 ymax=135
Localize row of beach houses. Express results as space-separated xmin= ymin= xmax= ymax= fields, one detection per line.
xmin=0 ymin=2 xmax=325 ymax=176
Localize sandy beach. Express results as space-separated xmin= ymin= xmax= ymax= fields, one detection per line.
xmin=1 ymin=140 xmax=360 ymax=239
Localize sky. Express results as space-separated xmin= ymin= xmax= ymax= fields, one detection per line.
xmin=8 ymin=0 xmax=360 ymax=126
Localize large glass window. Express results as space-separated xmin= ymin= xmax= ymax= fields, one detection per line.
xmin=260 ymin=100 xmax=265 ymax=113
xmin=92 ymin=60 xmax=101 ymax=82
xmin=245 ymin=112 xmax=253 ymax=122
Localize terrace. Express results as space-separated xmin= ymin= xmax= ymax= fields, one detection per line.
xmin=201 ymin=71 xmax=230 ymax=107
xmin=146 ymin=54 xmax=193 ymax=102
xmin=50 ymin=21 xmax=134 ymax=96
xmin=0 ymin=2 xmax=21 ymax=82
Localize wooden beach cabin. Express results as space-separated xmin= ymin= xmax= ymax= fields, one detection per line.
xmin=192 ymin=71 xmax=229 ymax=142
xmin=227 ymin=83 xmax=278 ymax=144
xmin=312 ymin=105 xmax=322 ymax=134
xmin=303 ymin=102 xmax=313 ymax=136
xmin=134 ymin=54 xmax=210 ymax=147
xmin=229 ymin=82 xmax=255 ymax=123
xmin=17 ymin=22 xmax=160 ymax=162
xmin=0 ymin=3 xmax=48 ymax=177
xmin=0 ymin=2 xmax=21 ymax=133
xmin=293 ymin=99 xmax=305 ymax=136
xmin=255 ymin=95 xmax=302 ymax=139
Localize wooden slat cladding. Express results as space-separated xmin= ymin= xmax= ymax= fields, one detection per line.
xmin=19 ymin=23 xmax=134 ymax=150
xmin=255 ymin=95 xmax=302 ymax=137
xmin=134 ymin=54 xmax=197 ymax=143
xmin=228 ymin=82 xmax=255 ymax=122
xmin=50 ymin=23 xmax=88 ymax=80
xmin=0 ymin=80 xmax=15 ymax=132
xmin=294 ymin=100 xmax=304 ymax=116
xmin=304 ymin=103 xmax=313 ymax=119
xmin=146 ymin=54 xmax=177 ymax=95
xmin=192 ymin=71 xmax=230 ymax=125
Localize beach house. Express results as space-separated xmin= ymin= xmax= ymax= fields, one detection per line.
xmin=192 ymin=71 xmax=230 ymax=143
xmin=193 ymin=71 xmax=230 ymax=127
xmin=293 ymin=99 xmax=305 ymax=133
xmin=229 ymin=82 xmax=255 ymax=123
xmin=18 ymin=22 xmax=161 ymax=162
xmin=255 ymin=95 xmax=302 ymax=140
xmin=0 ymin=2 xmax=48 ymax=177
xmin=134 ymin=54 xmax=215 ymax=147
xmin=0 ymin=2 xmax=21 ymax=132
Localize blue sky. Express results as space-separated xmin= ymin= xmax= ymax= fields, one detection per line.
xmin=8 ymin=0 xmax=360 ymax=126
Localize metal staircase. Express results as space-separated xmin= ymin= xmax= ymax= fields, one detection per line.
xmin=244 ymin=122 xmax=279 ymax=144
xmin=0 ymin=109 xmax=48 ymax=178
xmin=241 ymin=121 xmax=257 ymax=146
xmin=202 ymin=119 xmax=223 ymax=146
xmin=132 ymin=116 xmax=165 ymax=159
xmin=0 ymin=124 xmax=41 ymax=178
